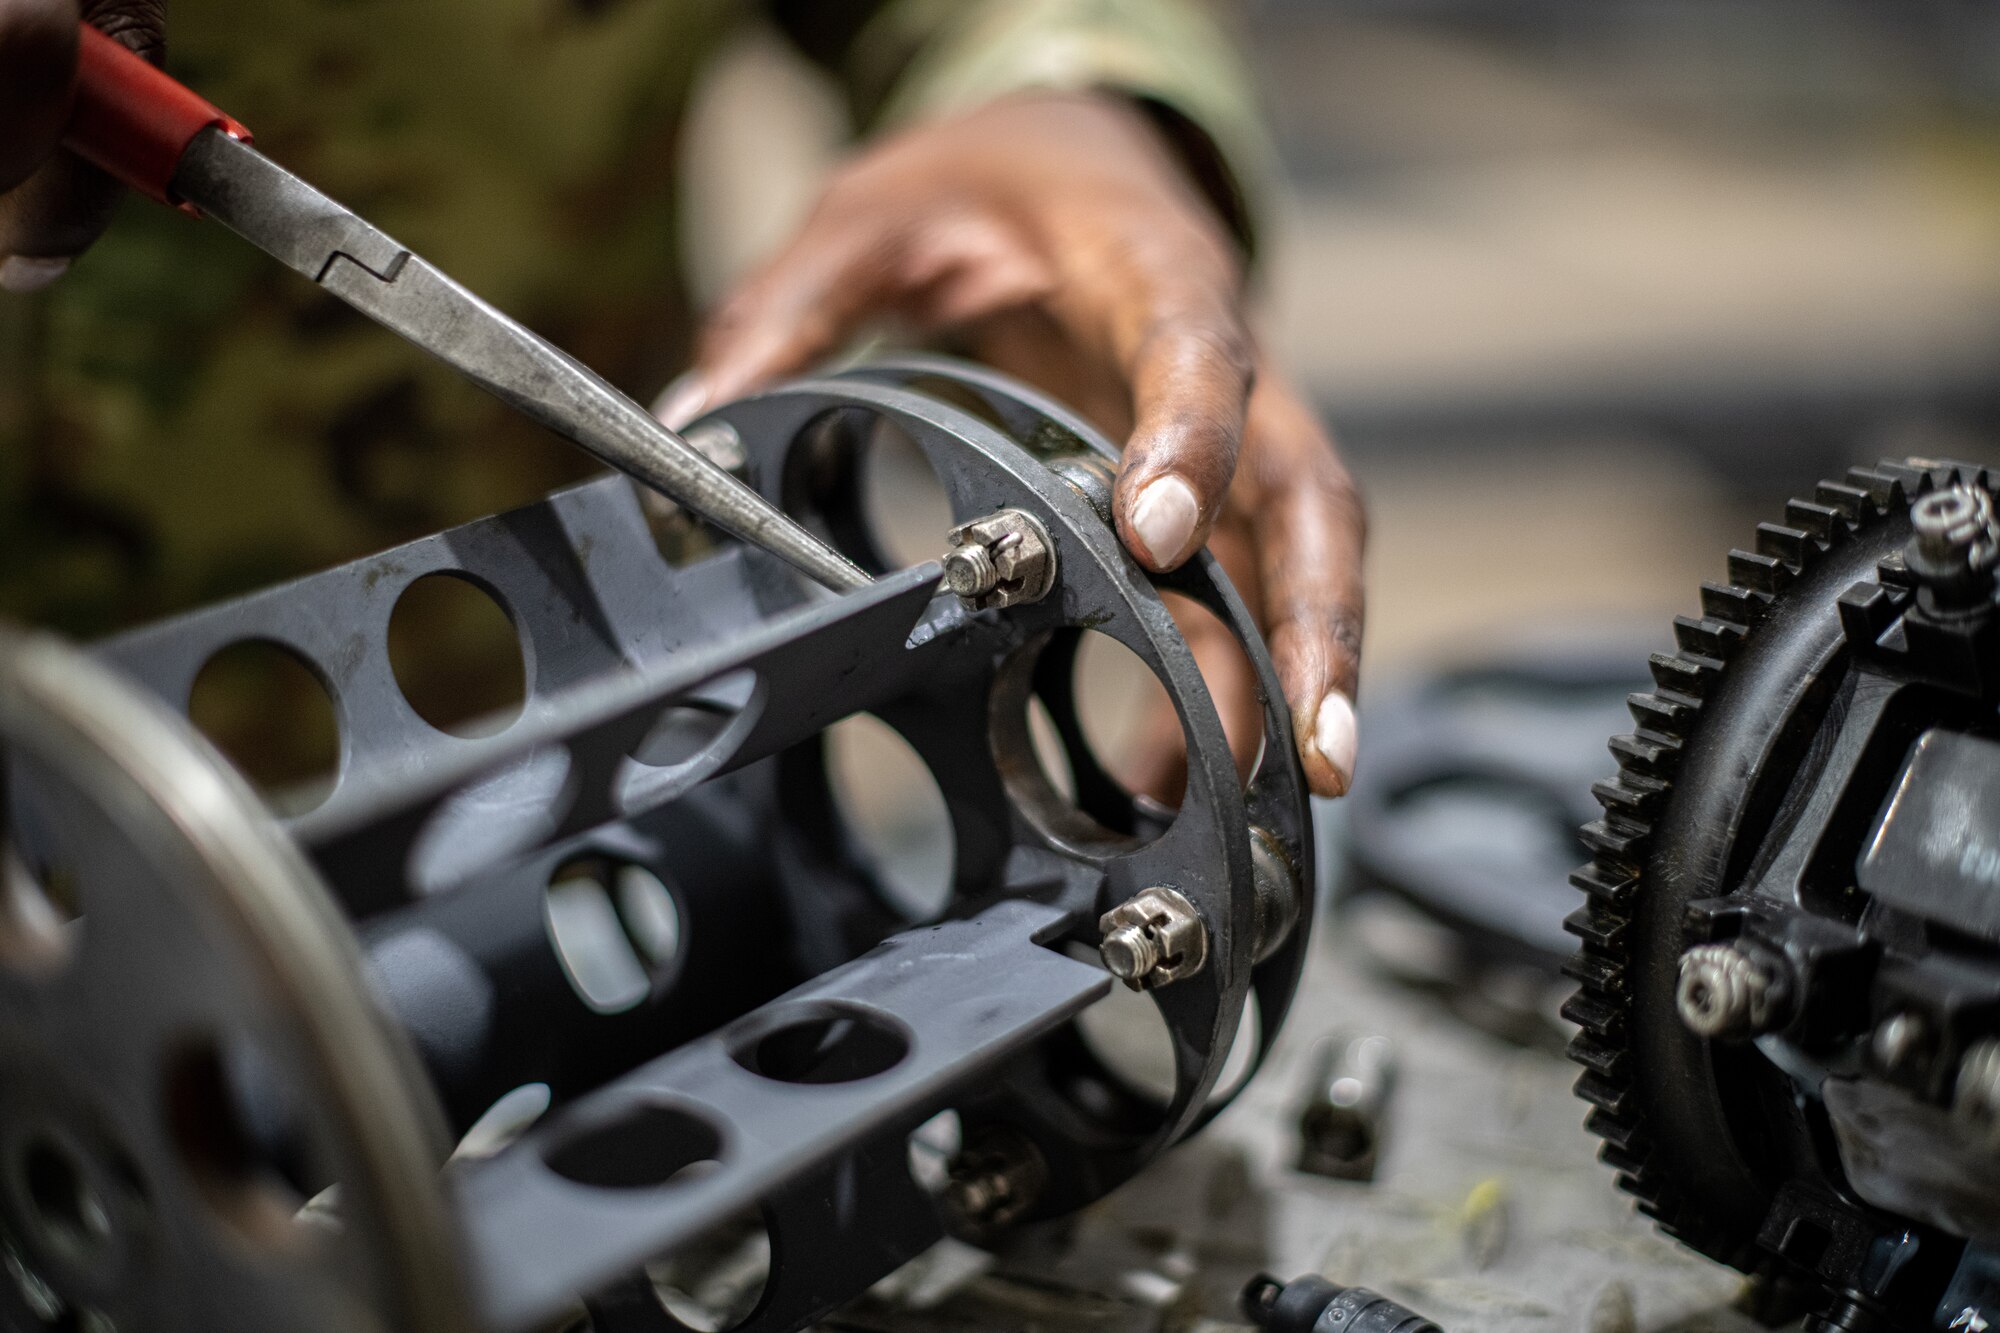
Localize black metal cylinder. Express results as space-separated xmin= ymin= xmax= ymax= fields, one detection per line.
xmin=1242 ymin=1273 xmax=1445 ymax=1333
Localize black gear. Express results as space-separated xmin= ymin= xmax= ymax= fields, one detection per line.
xmin=1562 ymin=457 xmax=1999 ymax=1282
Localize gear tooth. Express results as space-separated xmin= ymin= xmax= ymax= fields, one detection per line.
xmin=1876 ymin=459 xmax=1937 ymax=494
xmin=1819 ymin=479 xmax=1877 ymax=520
xmin=1649 ymin=651 xmax=1720 ymax=698
xmin=1609 ymin=730 xmax=1681 ymax=778
xmin=1671 ymin=615 xmax=1745 ymax=660
xmin=1575 ymin=1070 xmax=1635 ymax=1117
xmin=1783 ymin=500 xmax=1843 ymax=543
xmin=1585 ymin=1107 xmax=1646 ymax=1153
xmin=1727 ymin=549 xmax=1794 ymax=595
xmin=1626 ymin=691 xmax=1695 ymax=735
xmin=1568 ymin=1031 xmax=1628 ymax=1078
xmin=1754 ymin=522 xmax=1813 ymax=569
xmin=1599 ymin=1142 xmax=1648 ymax=1174
xmin=1565 ymin=904 xmax=1628 ymax=950
xmin=1570 ymin=862 xmax=1638 ymax=905
xmin=1579 ymin=816 xmax=1649 ymax=865
xmin=1843 ymin=467 xmax=1905 ymax=514
xmin=1592 ymin=777 xmax=1661 ymax=821
xmin=1563 ymin=948 xmax=1627 ymax=993
xmin=1561 ymin=987 xmax=1625 ymax=1032
xmin=1700 ymin=581 xmax=1769 ymax=628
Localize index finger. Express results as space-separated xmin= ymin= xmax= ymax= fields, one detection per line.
xmin=1078 ymin=219 xmax=1256 ymax=574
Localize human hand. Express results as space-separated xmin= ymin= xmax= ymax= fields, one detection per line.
xmin=0 ymin=0 xmax=164 ymax=291
xmin=669 ymin=92 xmax=1364 ymax=796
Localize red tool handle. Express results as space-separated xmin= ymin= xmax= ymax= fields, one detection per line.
xmin=62 ymin=23 xmax=251 ymax=209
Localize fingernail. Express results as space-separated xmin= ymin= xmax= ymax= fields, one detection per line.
xmin=0 ymin=257 xmax=70 ymax=294
xmin=1314 ymin=691 xmax=1358 ymax=793
xmin=1129 ymin=475 xmax=1200 ymax=566
xmin=652 ymin=373 xmax=710 ymax=429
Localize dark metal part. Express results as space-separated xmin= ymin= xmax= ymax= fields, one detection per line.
xmin=1295 ymin=1033 xmax=1397 ymax=1182
xmin=1241 ymin=1272 xmax=1445 ymax=1333
xmin=1566 ymin=458 xmax=2000 ymax=1330
xmin=169 ymin=128 xmax=867 ymax=593
xmin=0 ymin=358 xmax=1313 ymax=1333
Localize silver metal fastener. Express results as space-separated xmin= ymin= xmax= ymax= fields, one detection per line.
xmin=940 ymin=509 xmax=1057 ymax=611
xmin=1099 ymin=886 xmax=1208 ymax=990
xmin=1675 ymin=943 xmax=1777 ymax=1039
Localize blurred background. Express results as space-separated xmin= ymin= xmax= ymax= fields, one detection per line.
xmin=682 ymin=0 xmax=2000 ymax=681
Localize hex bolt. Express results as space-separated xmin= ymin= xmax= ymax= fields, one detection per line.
xmin=940 ymin=509 xmax=1057 ymax=611
xmin=1954 ymin=1038 xmax=2000 ymax=1147
xmin=1675 ymin=943 xmax=1777 ymax=1039
xmin=1098 ymin=886 xmax=1208 ymax=990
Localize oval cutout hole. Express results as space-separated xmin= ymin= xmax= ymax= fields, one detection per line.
xmin=546 ymin=859 xmax=683 ymax=1015
xmin=188 ymin=640 xmax=340 ymax=815
xmin=387 ymin=573 xmax=525 ymax=739
xmin=731 ymin=1003 xmax=909 ymax=1085
xmin=543 ymin=1103 xmax=723 ymax=1190
xmin=824 ymin=715 xmax=955 ymax=923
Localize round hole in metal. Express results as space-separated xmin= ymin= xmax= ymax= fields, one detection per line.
xmin=387 ymin=572 xmax=526 ymax=738
xmin=546 ymin=859 xmax=683 ymax=1015
xmin=824 ymin=714 xmax=955 ymax=923
xmin=780 ymin=409 xmax=953 ymax=575
xmin=730 ymin=1003 xmax=910 ymax=1085
xmin=187 ymin=640 xmax=340 ymax=816
xmin=619 ymin=671 xmax=763 ymax=815
xmin=989 ymin=632 xmax=1179 ymax=856
xmin=542 ymin=1102 xmax=723 ymax=1190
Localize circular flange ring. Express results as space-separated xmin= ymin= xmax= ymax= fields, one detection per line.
xmin=695 ymin=358 xmax=1313 ymax=1215
xmin=0 ymin=626 xmax=473 ymax=1333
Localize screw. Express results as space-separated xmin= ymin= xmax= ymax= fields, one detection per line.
xmin=1675 ymin=943 xmax=1777 ymax=1039
xmin=1098 ymin=886 xmax=1207 ymax=990
xmin=940 ymin=509 xmax=1056 ymax=611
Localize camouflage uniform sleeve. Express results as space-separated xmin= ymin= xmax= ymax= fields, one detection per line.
xmin=767 ymin=0 xmax=1275 ymax=256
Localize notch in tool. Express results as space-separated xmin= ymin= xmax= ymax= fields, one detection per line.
xmin=58 ymin=25 xmax=870 ymax=594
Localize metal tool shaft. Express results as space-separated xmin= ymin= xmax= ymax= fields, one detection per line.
xmin=170 ymin=128 xmax=871 ymax=593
